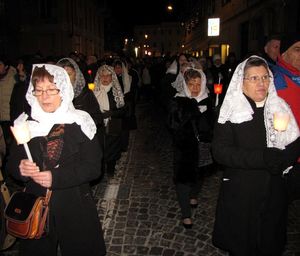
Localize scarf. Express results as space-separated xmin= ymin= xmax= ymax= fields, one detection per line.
xmin=42 ymin=124 xmax=65 ymax=170
xmin=16 ymin=64 xmax=96 ymax=140
xmin=218 ymin=55 xmax=299 ymax=149
xmin=175 ymin=68 xmax=209 ymax=113
xmin=94 ymin=65 xmax=125 ymax=109
xmin=56 ymin=57 xmax=86 ymax=98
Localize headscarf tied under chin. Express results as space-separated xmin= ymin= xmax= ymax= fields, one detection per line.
xmin=174 ymin=68 xmax=209 ymax=113
xmin=20 ymin=63 xmax=97 ymax=140
xmin=218 ymin=55 xmax=299 ymax=149
xmin=175 ymin=68 xmax=209 ymax=102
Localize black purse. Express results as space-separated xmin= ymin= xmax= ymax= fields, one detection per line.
xmin=192 ymin=121 xmax=213 ymax=168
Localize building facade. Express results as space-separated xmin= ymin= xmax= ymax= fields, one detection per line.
xmin=0 ymin=0 xmax=105 ymax=59
xmin=182 ymin=0 xmax=300 ymax=62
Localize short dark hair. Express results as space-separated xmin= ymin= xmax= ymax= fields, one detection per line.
xmin=184 ymin=69 xmax=202 ymax=83
xmin=244 ymin=57 xmax=269 ymax=73
xmin=31 ymin=65 xmax=54 ymax=88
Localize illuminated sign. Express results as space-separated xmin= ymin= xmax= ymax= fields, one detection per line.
xmin=208 ymin=18 xmax=220 ymax=36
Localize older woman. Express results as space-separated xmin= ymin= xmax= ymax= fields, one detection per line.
xmin=7 ymin=64 xmax=106 ymax=256
xmin=167 ymin=68 xmax=213 ymax=228
xmin=212 ymin=56 xmax=300 ymax=256
xmin=93 ymin=65 xmax=125 ymax=177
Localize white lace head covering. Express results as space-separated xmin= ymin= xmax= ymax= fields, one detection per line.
xmin=174 ymin=68 xmax=209 ymax=113
xmin=175 ymin=68 xmax=209 ymax=102
xmin=113 ymin=60 xmax=132 ymax=94
xmin=94 ymin=65 xmax=125 ymax=109
xmin=56 ymin=57 xmax=86 ymax=98
xmin=21 ymin=63 xmax=96 ymax=140
xmin=218 ymin=55 xmax=299 ymax=149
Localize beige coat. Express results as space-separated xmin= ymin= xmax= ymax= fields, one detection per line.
xmin=0 ymin=66 xmax=17 ymax=121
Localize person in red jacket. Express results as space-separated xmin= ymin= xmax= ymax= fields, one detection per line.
xmin=273 ymin=34 xmax=300 ymax=202
xmin=274 ymin=34 xmax=300 ymax=125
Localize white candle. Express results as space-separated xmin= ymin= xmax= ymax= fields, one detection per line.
xmin=273 ymin=112 xmax=290 ymax=131
xmin=10 ymin=121 xmax=33 ymax=161
xmin=215 ymin=94 xmax=219 ymax=107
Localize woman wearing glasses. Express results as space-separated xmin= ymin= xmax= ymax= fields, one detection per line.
xmin=212 ymin=56 xmax=300 ymax=256
xmin=7 ymin=64 xmax=106 ymax=256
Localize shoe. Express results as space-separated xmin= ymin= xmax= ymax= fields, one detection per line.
xmin=190 ymin=199 xmax=198 ymax=208
xmin=182 ymin=218 xmax=193 ymax=229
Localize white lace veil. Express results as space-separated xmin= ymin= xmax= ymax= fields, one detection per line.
xmin=56 ymin=57 xmax=86 ymax=98
xmin=21 ymin=64 xmax=97 ymax=140
xmin=218 ymin=55 xmax=299 ymax=149
xmin=121 ymin=62 xmax=132 ymax=94
xmin=175 ymin=68 xmax=209 ymax=103
xmin=94 ymin=65 xmax=125 ymax=109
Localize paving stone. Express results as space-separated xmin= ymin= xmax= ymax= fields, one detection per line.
xmin=3 ymin=101 xmax=300 ymax=256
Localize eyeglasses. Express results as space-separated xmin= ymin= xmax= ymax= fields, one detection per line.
xmin=243 ymin=74 xmax=271 ymax=84
xmin=32 ymin=89 xmax=60 ymax=96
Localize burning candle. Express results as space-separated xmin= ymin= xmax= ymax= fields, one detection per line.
xmin=273 ymin=112 xmax=290 ymax=131
xmin=10 ymin=119 xmax=33 ymax=161
xmin=214 ymin=83 xmax=223 ymax=94
xmin=88 ymin=83 xmax=95 ymax=90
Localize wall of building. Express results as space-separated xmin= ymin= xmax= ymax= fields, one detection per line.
xmin=0 ymin=0 xmax=105 ymax=59
xmin=183 ymin=0 xmax=298 ymax=61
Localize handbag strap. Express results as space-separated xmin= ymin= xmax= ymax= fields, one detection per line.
xmin=44 ymin=189 xmax=52 ymax=206
xmin=36 ymin=189 xmax=52 ymax=239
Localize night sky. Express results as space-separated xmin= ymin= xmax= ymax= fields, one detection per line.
xmin=107 ymin=0 xmax=183 ymax=35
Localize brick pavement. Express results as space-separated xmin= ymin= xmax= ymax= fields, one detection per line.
xmin=2 ymin=101 xmax=300 ymax=255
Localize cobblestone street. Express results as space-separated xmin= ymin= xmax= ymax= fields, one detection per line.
xmin=3 ymin=101 xmax=300 ymax=256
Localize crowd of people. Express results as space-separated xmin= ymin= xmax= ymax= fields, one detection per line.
xmin=0 ymin=32 xmax=299 ymax=256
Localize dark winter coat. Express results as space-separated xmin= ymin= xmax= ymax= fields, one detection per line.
xmin=73 ymin=86 xmax=103 ymax=127
xmin=101 ymin=90 xmax=126 ymax=162
xmin=212 ymin=99 xmax=300 ymax=256
xmin=167 ymin=96 xmax=213 ymax=184
xmin=7 ymin=123 xmax=106 ymax=256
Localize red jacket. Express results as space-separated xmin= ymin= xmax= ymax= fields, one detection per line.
xmin=276 ymin=56 xmax=300 ymax=127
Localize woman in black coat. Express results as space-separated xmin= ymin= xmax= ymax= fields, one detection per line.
xmin=93 ymin=65 xmax=126 ymax=177
xmin=212 ymin=56 xmax=300 ymax=256
xmin=7 ymin=64 xmax=106 ymax=256
xmin=167 ymin=68 xmax=213 ymax=228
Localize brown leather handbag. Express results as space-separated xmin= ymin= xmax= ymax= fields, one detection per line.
xmin=4 ymin=189 xmax=51 ymax=239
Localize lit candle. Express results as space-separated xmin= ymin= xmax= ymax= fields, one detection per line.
xmin=273 ymin=112 xmax=290 ymax=131
xmin=88 ymin=83 xmax=95 ymax=90
xmin=214 ymin=83 xmax=223 ymax=107
xmin=214 ymin=83 xmax=223 ymax=94
xmin=10 ymin=121 xmax=33 ymax=161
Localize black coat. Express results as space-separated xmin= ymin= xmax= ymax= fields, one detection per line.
xmin=212 ymin=100 xmax=300 ymax=256
xmin=101 ymin=90 xmax=126 ymax=162
xmin=7 ymin=124 xmax=106 ymax=256
xmin=73 ymin=86 xmax=103 ymax=127
xmin=167 ymin=96 xmax=213 ymax=184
